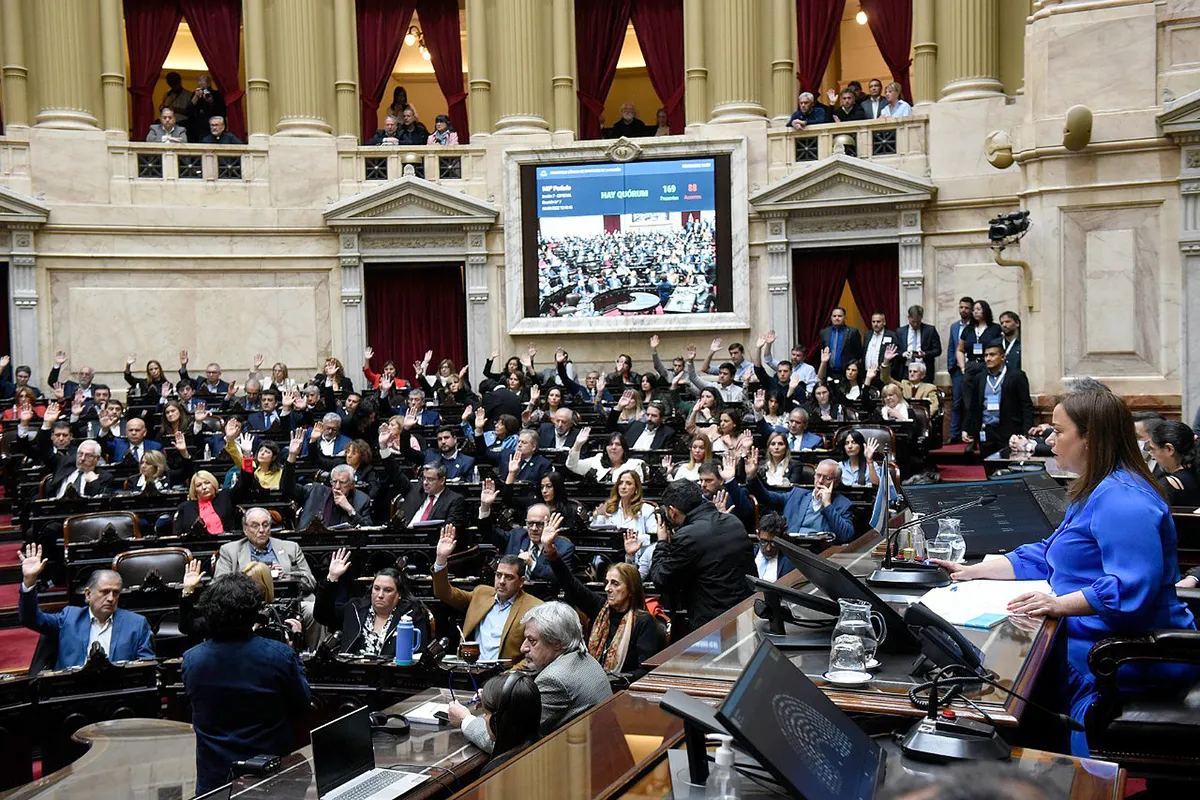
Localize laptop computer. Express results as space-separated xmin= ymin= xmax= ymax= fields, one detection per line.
xmin=311 ymin=707 xmax=428 ymax=800
xmin=716 ymin=639 xmax=886 ymax=800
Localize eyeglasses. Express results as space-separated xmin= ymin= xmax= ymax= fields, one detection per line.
xmin=525 ymin=520 xmax=545 ymax=528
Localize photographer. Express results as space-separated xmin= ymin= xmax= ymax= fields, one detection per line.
xmin=184 ymin=74 xmax=226 ymax=143
xmin=180 ymin=560 xmax=304 ymax=649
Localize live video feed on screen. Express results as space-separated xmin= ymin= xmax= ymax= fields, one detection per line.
xmin=529 ymin=157 xmax=728 ymax=318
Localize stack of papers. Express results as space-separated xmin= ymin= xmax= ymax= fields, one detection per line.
xmin=918 ymin=579 xmax=1053 ymax=629
xmin=405 ymin=700 xmax=450 ymax=725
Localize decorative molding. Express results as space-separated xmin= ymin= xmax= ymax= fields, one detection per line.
xmin=787 ymin=215 xmax=895 ymax=235
xmin=468 ymin=291 xmax=490 ymax=303
xmin=767 ymin=243 xmax=788 ymax=254
xmin=14 ymin=233 xmax=32 ymax=249
xmin=341 ymin=295 xmax=362 ymax=307
xmin=324 ymin=176 xmax=498 ymax=229
xmin=768 ymin=221 xmax=784 ymax=237
xmin=767 ymin=283 xmax=791 ymax=295
xmin=1183 ymin=181 xmax=1200 ymax=194
xmin=901 ymin=278 xmax=924 ymax=289
xmin=10 ymin=254 xmax=36 ymax=267
xmin=750 ymin=154 xmax=936 ymax=215
xmin=605 ymin=138 xmax=643 ymax=163
xmin=13 ymin=297 xmax=38 ymax=309
xmin=899 ymin=234 xmax=923 ymax=246
xmin=340 ymin=234 xmax=357 ymax=250
xmin=468 ymin=233 xmax=484 ymax=249
xmin=901 ymin=212 xmax=919 ymax=228
xmin=1187 ymin=149 xmax=1200 ymax=169
xmin=361 ymin=235 xmax=462 ymax=251
xmin=339 ymin=255 xmax=361 ymax=267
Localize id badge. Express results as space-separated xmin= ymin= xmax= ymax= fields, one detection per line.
xmin=979 ymin=429 xmax=987 ymax=442
xmin=972 ymin=343 xmax=983 ymax=355
xmin=986 ymin=399 xmax=1000 ymax=412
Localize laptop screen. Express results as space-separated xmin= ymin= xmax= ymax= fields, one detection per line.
xmin=717 ymin=640 xmax=883 ymax=800
xmin=311 ymin=706 xmax=375 ymax=798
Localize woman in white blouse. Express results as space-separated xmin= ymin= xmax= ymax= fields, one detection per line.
xmin=592 ymin=470 xmax=658 ymax=579
xmin=878 ymin=383 xmax=912 ymax=421
xmin=566 ymin=427 xmax=647 ymax=484
xmin=879 ymin=81 xmax=913 ymax=118
xmin=664 ymin=434 xmax=712 ymax=483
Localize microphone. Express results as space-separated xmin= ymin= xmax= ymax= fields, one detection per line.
xmin=866 ymin=494 xmax=997 ymax=589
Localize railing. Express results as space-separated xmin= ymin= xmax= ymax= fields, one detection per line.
xmin=110 ymin=142 xmax=266 ymax=183
xmin=337 ymin=144 xmax=486 ymax=189
xmin=766 ymin=116 xmax=928 ymax=182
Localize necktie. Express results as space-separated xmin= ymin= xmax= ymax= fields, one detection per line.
xmin=789 ymin=434 xmax=798 ymax=450
xmin=419 ymin=495 xmax=437 ymax=522
xmin=76 ymin=474 xmax=86 ymax=494
xmin=133 ymin=445 xmax=142 ymax=462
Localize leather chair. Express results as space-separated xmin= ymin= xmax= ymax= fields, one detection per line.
xmin=1085 ymin=630 xmax=1200 ymax=781
xmin=111 ymin=547 xmax=192 ymax=588
xmin=833 ymin=424 xmax=897 ymax=456
xmin=63 ymin=512 xmax=141 ymax=547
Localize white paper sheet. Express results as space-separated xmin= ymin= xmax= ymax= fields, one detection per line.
xmin=405 ymin=700 xmax=451 ymax=725
xmin=918 ymin=579 xmax=1053 ymax=628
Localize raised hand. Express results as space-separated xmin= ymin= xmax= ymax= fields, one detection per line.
xmin=18 ymin=405 xmax=33 ymax=425
xmin=685 ymin=344 xmax=697 ymax=361
xmin=555 ymin=348 xmax=567 ymax=365
xmin=53 ymin=382 xmax=66 ymax=401
xmin=461 ymin=405 xmax=474 ymax=423
xmin=474 ymin=406 xmax=487 ymax=431
xmin=253 ymin=353 xmax=264 ymax=370
xmin=744 ymin=446 xmax=760 ymax=479
xmin=820 ymin=347 xmax=831 ymax=364
xmin=174 ymin=430 xmax=189 ymax=454
xmin=309 ymin=421 xmax=324 ymax=442
xmin=179 ymin=349 xmax=189 ymax=366
xmin=649 ymin=334 xmax=660 ymax=350
xmin=126 ymin=354 xmax=137 ymax=368
xmin=826 ymin=88 xmax=838 ymax=104
xmin=193 ymin=403 xmax=209 ymax=424
xmin=423 ymin=349 xmax=433 ymax=364
xmin=71 ymin=391 xmax=85 ymax=418
xmin=288 ymin=427 xmax=305 ymax=457
xmin=507 ymin=451 xmax=522 ymax=476
xmin=662 ymin=454 xmax=673 ymax=476
xmin=480 ymin=478 xmax=498 ymax=507
xmin=519 ymin=353 xmax=532 ymax=369
xmin=327 ymin=547 xmax=352 ymax=581
xmin=529 ymin=384 xmax=541 ymax=406
xmin=542 ymin=512 xmax=563 ymax=547
xmin=324 ymin=360 xmax=337 ymax=377
xmin=884 ymin=344 xmax=899 ymax=363
xmin=402 ymin=409 xmax=418 ymax=430
xmin=435 ymin=525 xmax=457 ymax=565
xmin=736 ymin=429 xmax=754 ymax=455
xmin=864 ymin=437 xmax=880 ymax=462
xmin=719 ymin=450 xmax=738 ymax=483
xmin=709 ymin=337 xmax=722 ymax=353
xmin=378 ymin=425 xmax=395 ymax=450
xmin=490 ymin=349 xmax=501 ymax=362
xmin=623 ymin=529 xmax=641 ymax=556
xmin=617 ymin=389 xmax=635 ymax=410
xmin=224 ymin=416 xmax=241 ymax=440
xmin=237 ymin=432 xmax=256 ymax=457
xmin=755 ymin=334 xmax=767 ymax=349
xmin=379 ymin=375 xmax=394 ymax=395
xmin=458 ymin=364 xmax=470 ymax=378
xmin=54 ymin=350 xmax=68 ymax=366
xmin=0 ymin=355 xmax=10 ymax=373
xmin=576 ymin=426 xmax=592 ymax=447
xmin=754 ymin=388 xmax=766 ymax=411
xmin=225 ymin=381 xmax=239 ymax=399
xmin=282 ymin=388 xmax=296 ymax=409
xmin=182 ymin=558 xmax=205 ymax=593
xmin=713 ymin=488 xmax=735 ymax=515
xmin=866 ymin=366 xmax=878 ymax=384
xmin=412 ymin=361 xmax=424 ymax=376
xmin=765 ymin=330 xmax=776 ymax=344
xmin=363 ymin=346 xmax=374 ymax=363
xmin=526 ymin=344 xmax=537 ymax=359
xmin=20 ymin=544 xmax=47 ymax=588
xmin=43 ymin=401 xmax=61 ymax=425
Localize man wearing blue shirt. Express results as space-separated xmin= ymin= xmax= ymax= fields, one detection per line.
xmin=947 ymin=297 xmax=973 ymax=442
xmin=818 ymin=307 xmax=863 ymax=379
xmin=789 ymin=92 xmax=827 ymax=129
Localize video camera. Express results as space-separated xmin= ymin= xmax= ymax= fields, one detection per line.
xmin=987 ymin=210 xmax=1031 ymax=243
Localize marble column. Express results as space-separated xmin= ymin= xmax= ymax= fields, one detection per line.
xmin=940 ymin=0 xmax=1003 ymax=101
xmin=708 ymin=0 xmax=766 ymax=122
xmin=466 ymin=0 xmax=492 ymax=136
xmin=332 ymin=0 xmax=359 ymax=139
xmin=492 ymin=0 xmax=549 ymax=133
xmin=266 ymin=0 xmax=334 ymax=136
xmin=898 ymin=209 xmax=925 ymax=322
xmin=769 ymin=0 xmax=795 ymax=123
xmin=337 ymin=231 xmax=366 ymax=368
xmin=1178 ymin=147 xmax=1200 ymax=427
xmin=912 ymin=0 xmax=938 ymax=105
xmin=550 ymin=0 xmax=576 ymax=135
xmin=683 ymin=0 xmax=708 ymax=126
xmin=764 ymin=215 xmax=794 ymax=347
xmin=0 ymin=0 xmax=31 ymax=127
xmin=465 ymin=226 xmax=492 ymax=388
xmin=28 ymin=0 xmax=100 ymax=129
xmin=7 ymin=227 xmax=41 ymax=382
xmin=243 ymin=0 xmax=271 ymax=138
xmin=99 ymin=0 xmax=126 ymax=135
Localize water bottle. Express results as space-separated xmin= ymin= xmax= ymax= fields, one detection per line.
xmin=471 ymin=465 xmax=480 ymax=484
xmin=936 ymin=518 xmax=967 ymax=563
xmin=394 ymin=614 xmax=422 ymax=666
xmin=908 ymin=512 xmax=926 ymax=559
xmin=704 ymin=734 xmax=741 ymax=799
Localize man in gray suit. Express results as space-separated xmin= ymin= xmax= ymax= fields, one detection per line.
xmin=453 ymin=601 xmax=612 ymax=752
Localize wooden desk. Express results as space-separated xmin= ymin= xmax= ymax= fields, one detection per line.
xmin=635 ymin=535 xmax=1058 ymax=726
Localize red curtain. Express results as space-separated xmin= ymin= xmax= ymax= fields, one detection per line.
xmin=124 ymin=0 xmax=184 ymax=140
xmin=859 ymin=0 xmax=913 ymax=105
xmin=177 ymin=0 xmax=246 ymax=140
xmin=575 ymin=0 xmax=633 ymax=140
xmin=847 ymin=245 xmax=900 ymax=329
xmin=795 ymin=0 xmax=845 ymax=95
xmin=417 ymin=0 xmax=470 ymax=143
xmin=631 ymin=0 xmax=685 ymax=134
xmin=793 ymin=249 xmax=852 ymax=358
xmin=356 ymin=0 xmax=417 ymax=142
xmin=365 ymin=265 xmax=467 ymax=380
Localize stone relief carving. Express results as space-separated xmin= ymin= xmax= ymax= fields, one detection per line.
xmin=605 ymin=138 xmax=643 ymax=163
xmin=1188 ymin=149 xmax=1200 ymax=169
xmin=14 ymin=233 xmax=32 ymax=249
xmin=787 ymin=215 xmax=894 ymax=235
xmin=361 ymin=236 xmax=462 ymax=251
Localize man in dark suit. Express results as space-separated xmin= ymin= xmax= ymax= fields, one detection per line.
xmin=103 ymin=417 xmax=164 ymax=467
xmin=892 ymin=304 xmax=943 ymax=380
xmin=178 ymin=351 xmax=230 ymax=402
xmin=479 ymin=490 xmax=576 ymax=583
xmin=831 ymin=88 xmax=867 ymax=122
xmin=611 ymin=400 xmax=677 ymax=451
xmin=395 ymin=462 xmax=469 ymax=542
xmin=538 ymin=408 xmax=580 ymax=450
xmin=482 ymin=379 xmax=524 ymax=423
xmin=18 ymin=547 xmax=155 ymax=670
xmin=754 ymin=512 xmax=796 ymax=582
xmin=858 ymin=77 xmax=886 ymax=119
xmin=199 ymin=115 xmax=242 ymax=145
xmin=475 ymin=429 xmax=552 ymax=485
xmin=402 ymin=388 xmax=442 ymax=426
xmin=650 ymin=480 xmax=756 ymax=636
xmin=33 ymin=405 xmax=76 ymax=472
xmin=424 ymin=425 xmax=476 ymax=480
xmin=861 ymin=312 xmax=899 ymax=381
xmin=246 ymin=389 xmax=289 ymax=433
xmin=282 ymin=433 xmax=372 ymax=527
xmin=46 ymin=350 xmax=96 ymax=401
xmin=964 ymin=342 xmax=1034 ymax=457
xmin=46 ymin=440 xmax=113 ymax=499
xmin=818 ymin=307 xmax=863 ymax=379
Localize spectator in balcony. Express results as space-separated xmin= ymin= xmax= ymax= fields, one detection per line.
xmin=395 ymin=106 xmax=429 ymax=146
xmin=147 ymin=107 xmax=188 ymax=144
xmin=368 ymin=115 xmax=401 ymax=146
xmin=831 ymin=89 xmax=867 ymax=123
xmin=859 ymin=78 xmax=886 ymax=119
xmin=879 ymin=81 xmax=913 ymax=119
xmin=386 ymin=86 xmax=411 ymax=123
xmin=161 ymin=71 xmax=192 ymax=130
xmin=653 ymin=108 xmax=670 ymax=137
xmin=789 ymin=92 xmax=826 ymax=130
xmin=609 ymin=103 xmax=651 ymax=138
xmin=427 ymin=114 xmax=459 ymax=146
xmin=201 ymin=116 xmax=243 ymax=146
xmin=185 ymin=74 xmax=226 ymax=143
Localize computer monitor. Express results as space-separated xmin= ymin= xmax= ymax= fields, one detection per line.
xmin=1020 ymin=471 xmax=1069 ymax=528
xmin=900 ymin=479 xmax=1056 ymax=556
xmin=311 ymin=706 xmax=375 ymax=798
xmin=772 ymin=539 xmax=919 ymax=653
xmin=717 ymin=639 xmax=886 ymax=800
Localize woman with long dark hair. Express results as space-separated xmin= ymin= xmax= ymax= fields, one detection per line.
xmin=1148 ymin=420 xmax=1200 ymax=507
xmin=124 ymin=356 xmax=174 ymax=404
xmin=931 ymin=391 xmax=1197 ymax=755
xmin=566 ymin=429 xmax=646 ymax=483
xmin=314 ymin=548 xmax=430 ymax=659
xmin=956 ymin=300 xmax=1002 ymax=442
xmin=478 ymin=672 xmax=542 ymax=774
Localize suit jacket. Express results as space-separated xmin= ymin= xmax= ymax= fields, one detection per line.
xmin=424 ymin=449 xmax=476 ymax=481
xmin=965 ymin=367 xmax=1034 ymax=445
xmin=282 ymin=461 xmax=371 ymax=529
xmin=213 ymin=537 xmax=317 ymax=594
xmin=892 ymin=323 xmax=943 ymax=379
xmin=107 ymin=437 xmax=164 ymax=465
xmin=948 ymin=320 xmax=967 ymax=374
xmin=34 ymin=427 xmax=77 ymax=474
xmin=749 ymin=480 xmax=857 ymax=544
xmin=861 ymin=328 xmax=900 ymax=373
xmin=859 ymin=96 xmax=886 ymax=119
xmin=832 ymin=104 xmax=867 ymax=122
xmin=398 ymin=485 xmax=468 ymax=538
xmin=246 ymin=410 xmax=290 ymax=433
xmin=818 ymin=325 xmax=863 ymax=370
xmin=486 ymin=521 xmax=576 ymax=581
xmin=179 ymin=368 xmax=230 ymax=400
xmin=19 ymin=587 xmax=155 ymax=670
xmin=431 ymin=568 xmax=541 ymax=663
xmin=534 ymin=649 xmax=613 ymax=734
xmin=482 ymin=387 xmax=524 ymax=423
xmin=609 ymin=409 xmax=677 ymax=451
xmin=46 ymin=464 xmax=114 ymax=499
xmin=537 ymin=422 xmax=579 ymax=450
xmin=754 ymin=544 xmax=797 ymax=581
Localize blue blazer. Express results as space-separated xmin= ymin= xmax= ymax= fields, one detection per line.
xmin=497 ymin=528 xmax=575 ymax=582
xmin=109 ymin=437 xmax=164 ymax=463
xmin=18 ymin=588 xmax=155 ymax=670
xmin=748 ymin=480 xmax=857 ymax=544
xmin=299 ymin=432 xmax=353 ymax=459
xmin=247 ymin=410 xmax=291 ymax=432
xmin=415 ymin=409 xmax=441 ymax=427
xmin=424 ymin=450 xmax=476 ymax=481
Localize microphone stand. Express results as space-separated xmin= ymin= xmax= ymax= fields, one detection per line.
xmin=866 ymin=494 xmax=996 ymax=588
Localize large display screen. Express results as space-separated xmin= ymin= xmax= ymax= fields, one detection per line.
xmin=521 ymin=155 xmax=732 ymax=318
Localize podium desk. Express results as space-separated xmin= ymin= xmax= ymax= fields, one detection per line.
xmin=635 ymin=534 xmax=1059 ymax=726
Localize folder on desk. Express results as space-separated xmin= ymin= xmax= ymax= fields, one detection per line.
xmin=918 ymin=579 xmax=1052 ymax=629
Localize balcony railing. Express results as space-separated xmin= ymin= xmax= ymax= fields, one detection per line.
xmin=337 ymin=144 xmax=484 ymax=190
xmin=767 ymin=116 xmax=928 ymax=182
xmin=110 ymin=142 xmax=266 ymax=183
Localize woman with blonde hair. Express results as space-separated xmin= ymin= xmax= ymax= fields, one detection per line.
xmin=878 ymin=383 xmax=911 ymax=421
xmin=879 ymin=81 xmax=913 ymax=118
xmin=172 ymin=422 xmax=253 ymax=534
xmin=664 ymin=434 xmax=711 ymax=482
xmin=241 ymin=560 xmax=275 ymax=602
xmin=593 ymin=471 xmax=658 ymax=579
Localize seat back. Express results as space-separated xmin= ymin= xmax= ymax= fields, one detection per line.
xmin=112 ymin=547 xmax=193 ymax=588
xmin=63 ymin=512 xmax=142 ymax=547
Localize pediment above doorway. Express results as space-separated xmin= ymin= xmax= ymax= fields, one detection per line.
xmin=749 ymin=155 xmax=936 ymax=215
xmin=0 ymin=185 xmax=50 ymax=227
xmin=1160 ymin=88 xmax=1200 ymax=143
xmin=323 ymin=176 xmax=498 ymax=230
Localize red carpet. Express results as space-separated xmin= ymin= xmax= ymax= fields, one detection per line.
xmin=0 ymin=626 xmax=37 ymax=672
xmin=935 ymin=464 xmax=987 ymax=482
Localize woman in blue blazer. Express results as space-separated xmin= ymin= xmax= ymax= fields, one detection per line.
xmin=933 ymin=391 xmax=1197 ymax=755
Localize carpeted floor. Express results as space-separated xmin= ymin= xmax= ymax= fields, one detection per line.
xmin=0 ymin=627 xmax=37 ymax=672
